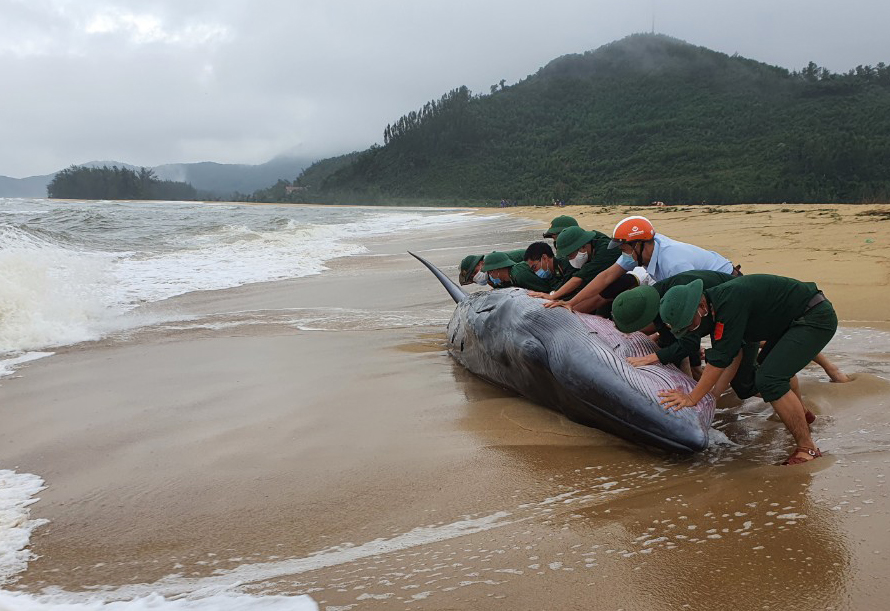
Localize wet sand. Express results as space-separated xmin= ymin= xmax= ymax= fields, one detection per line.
xmin=2 ymin=205 xmax=890 ymax=609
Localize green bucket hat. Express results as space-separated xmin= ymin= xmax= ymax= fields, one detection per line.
xmin=659 ymin=279 xmax=705 ymax=337
xmin=481 ymin=251 xmax=517 ymax=272
xmin=612 ymin=285 xmax=661 ymax=333
xmin=555 ymin=226 xmax=595 ymax=258
xmin=543 ymin=215 xmax=579 ymax=238
xmin=459 ymin=254 xmax=484 ymax=285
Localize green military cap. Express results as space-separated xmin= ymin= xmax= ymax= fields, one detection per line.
xmin=659 ymin=279 xmax=705 ymax=337
xmin=555 ymin=225 xmax=596 ymax=258
xmin=543 ymin=215 xmax=579 ymax=238
xmin=459 ymin=254 xmax=484 ymax=285
xmin=612 ymin=285 xmax=661 ymax=333
xmin=481 ymin=251 xmax=517 ymax=272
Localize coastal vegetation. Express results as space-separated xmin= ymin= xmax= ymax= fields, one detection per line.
xmin=47 ymin=165 xmax=198 ymax=200
xmin=247 ymin=33 xmax=890 ymax=206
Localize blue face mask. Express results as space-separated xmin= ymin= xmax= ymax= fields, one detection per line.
xmin=489 ymin=275 xmax=502 ymax=286
xmin=535 ymin=268 xmax=553 ymax=279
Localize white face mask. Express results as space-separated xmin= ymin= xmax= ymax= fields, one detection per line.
xmin=569 ymin=251 xmax=589 ymax=269
xmin=473 ymin=270 xmax=488 ymax=285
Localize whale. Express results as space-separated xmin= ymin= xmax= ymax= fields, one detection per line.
xmin=410 ymin=252 xmax=716 ymax=453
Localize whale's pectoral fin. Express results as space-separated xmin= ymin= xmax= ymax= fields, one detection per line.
xmin=409 ymin=251 xmax=467 ymax=303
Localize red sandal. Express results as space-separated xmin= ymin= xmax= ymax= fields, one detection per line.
xmin=804 ymin=410 xmax=816 ymax=424
xmin=782 ymin=447 xmax=822 ymax=466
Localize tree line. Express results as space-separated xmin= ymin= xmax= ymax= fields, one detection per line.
xmin=47 ymin=165 xmax=198 ymax=201
xmin=267 ymin=34 xmax=890 ymax=206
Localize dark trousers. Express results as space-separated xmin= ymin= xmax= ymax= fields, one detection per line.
xmin=601 ymin=273 xmax=640 ymax=299
xmin=596 ymin=273 xmax=642 ymax=318
xmin=731 ymin=300 xmax=837 ymax=402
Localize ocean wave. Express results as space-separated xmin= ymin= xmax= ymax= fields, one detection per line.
xmin=0 ymin=200 xmax=484 ymax=372
xmin=0 ymin=469 xmax=47 ymax=585
xmin=0 ymin=224 xmax=125 ymax=354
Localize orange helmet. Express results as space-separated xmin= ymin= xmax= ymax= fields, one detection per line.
xmin=609 ymin=216 xmax=655 ymax=249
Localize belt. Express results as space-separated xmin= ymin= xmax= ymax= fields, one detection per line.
xmin=805 ymin=291 xmax=826 ymax=312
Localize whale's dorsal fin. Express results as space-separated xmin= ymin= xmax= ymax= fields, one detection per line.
xmin=409 ymin=251 xmax=467 ymax=303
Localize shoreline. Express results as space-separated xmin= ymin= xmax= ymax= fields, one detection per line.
xmin=2 ymin=204 xmax=890 ymax=610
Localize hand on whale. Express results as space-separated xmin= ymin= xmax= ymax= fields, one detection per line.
xmin=527 ymin=290 xmax=556 ymax=300
xmin=627 ymin=353 xmax=660 ymax=368
xmin=659 ymin=388 xmax=696 ymax=410
xmin=542 ymin=299 xmax=573 ymax=310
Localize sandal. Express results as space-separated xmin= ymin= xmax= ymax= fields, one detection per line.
xmin=782 ymin=447 xmax=822 ymax=466
xmin=804 ymin=410 xmax=816 ymax=425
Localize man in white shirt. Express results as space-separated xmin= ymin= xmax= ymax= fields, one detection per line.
xmin=613 ymin=224 xmax=735 ymax=282
xmin=544 ymin=216 xmax=740 ymax=312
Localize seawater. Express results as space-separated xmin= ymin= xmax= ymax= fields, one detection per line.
xmin=0 ymin=198 xmax=484 ymax=373
xmin=0 ymin=197 xmax=500 ymax=610
xmin=4 ymin=199 xmax=889 ymax=610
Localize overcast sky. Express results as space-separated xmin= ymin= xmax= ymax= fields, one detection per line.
xmin=1 ymin=0 xmax=888 ymax=178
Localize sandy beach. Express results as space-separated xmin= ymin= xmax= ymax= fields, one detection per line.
xmin=499 ymin=203 xmax=890 ymax=325
xmin=2 ymin=203 xmax=890 ymax=610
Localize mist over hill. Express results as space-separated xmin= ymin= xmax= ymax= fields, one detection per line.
xmin=0 ymin=156 xmax=315 ymax=199
xmin=153 ymin=156 xmax=316 ymax=198
xmin=290 ymin=33 xmax=890 ymax=206
xmin=6 ymin=34 xmax=889 ymax=205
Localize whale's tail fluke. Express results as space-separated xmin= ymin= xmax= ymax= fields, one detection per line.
xmin=409 ymin=251 xmax=467 ymax=303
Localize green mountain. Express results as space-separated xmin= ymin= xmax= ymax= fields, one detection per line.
xmin=299 ymin=33 xmax=890 ymax=205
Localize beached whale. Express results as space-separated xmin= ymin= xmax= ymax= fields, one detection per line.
xmin=411 ymin=252 xmax=715 ymax=452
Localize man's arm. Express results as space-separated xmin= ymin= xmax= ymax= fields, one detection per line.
xmin=564 ymin=263 xmax=626 ymax=307
xmin=529 ymin=276 xmax=583 ymax=301
xmin=556 ymin=293 xmax=606 ymax=313
xmin=658 ymin=363 xmax=724 ymax=410
xmin=655 ymin=332 xmax=701 ymax=366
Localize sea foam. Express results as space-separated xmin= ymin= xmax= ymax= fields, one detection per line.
xmin=0 ymin=591 xmax=319 ymax=610
xmin=0 ymin=199 xmax=484 ymax=376
xmin=0 ymin=470 xmax=47 ymax=584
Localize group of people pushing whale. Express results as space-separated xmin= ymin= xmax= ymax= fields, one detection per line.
xmin=457 ymin=214 xmax=848 ymax=466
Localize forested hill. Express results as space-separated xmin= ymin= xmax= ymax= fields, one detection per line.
xmin=295 ymin=33 xmax=890 ymax=205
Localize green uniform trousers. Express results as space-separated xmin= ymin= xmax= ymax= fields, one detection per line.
xmin=729 ymin=341 xmax=761 ymax=400
xmin=733 ymin=299 xmax=838 ymax=403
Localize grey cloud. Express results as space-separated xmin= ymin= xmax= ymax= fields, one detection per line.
xmin=1 ymin=0 xmax=888 ymax=178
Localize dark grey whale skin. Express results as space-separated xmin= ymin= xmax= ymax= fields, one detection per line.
xmin=410 ymin=252 xmax=711 ymax=453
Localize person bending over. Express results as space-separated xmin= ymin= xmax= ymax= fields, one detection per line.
xmin=523 ymin=241 xmax=575 ymax=295
xmin=657 ymin=275 xmax=839 ymax=465
xmin=546 ymin=216 xmax=737 ymax=312
xmin=480 ymin=250 xmax=554 ymax=292
xmin=458 ymin=249 xmax=527 ymax=286
xmin=528 ymin=226 xmax=636 ymax=306
xmin=541 ymin=215 xmax=579 ymax=240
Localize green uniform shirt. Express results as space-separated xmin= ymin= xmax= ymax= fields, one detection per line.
xmin=704 ymin=274 xmax=820 ymax=368
xmin=570 ymin=231 xmax=623 ymax=285
xmin=551 ymin=257 xmax=576 ymax=292
xmin=651 ymin=271 xmax=735 ymax=365
xmin=505 ymin=261 xmax=555 ymax=292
